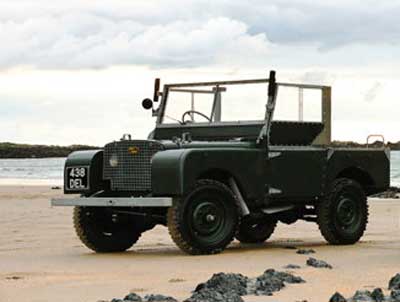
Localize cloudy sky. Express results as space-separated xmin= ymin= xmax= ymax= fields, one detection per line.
xmin=1 ymin=0 xmax=399 ymax=145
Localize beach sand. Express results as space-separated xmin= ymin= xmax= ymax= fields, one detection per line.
xmin=0 ymin=185 xmax=399 ymax=302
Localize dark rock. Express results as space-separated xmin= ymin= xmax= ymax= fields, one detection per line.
xmin=264 ymin=269 xmax=305 ymax=284
xmin=194 ymin=282 xmax=205 ymax=292
xmin=284 ymin=264 xmax=301 ymax=269
xmin=143 ymin=294 xmax=177 ymax=302
xmin=350 ymin=290 xmax=374 ymax=301
xmin=284 ymin=246 xmax=298 ymax=250
xmin=248 ymin=274 xmax=284 ymax=296
xmin=330 ymin=292 xmax=347 ymax=302
xmin=189 ymin=269 xmax=305 ymax=300
xmin=185 ymin=289 xmax=244 ymax=302
xmin=51 ymin=186 xmax=61 ymax=190
xmin=111 ymin=299 xmax=124 ymax=302
xmin=306 ymin=257 xmax=333 ymax=269
xmin=193 ymin=273 xmax=248 ymax=296
xmin=370 ymin=288 xmax=384 ymax=302
xmin=248 ymin=269 xmax=305 ymax=296
xmin=389 ymin=274 xmax=400 ymax=290
xmin=391 ymin=289 xmax=400 ymax=301
xmin=124 ymin=293 xmax=143 ymax=301
xmin=296 ymin=249 xmax=316 ymax=255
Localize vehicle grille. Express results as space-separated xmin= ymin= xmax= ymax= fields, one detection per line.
xmin=103 ymin=140 xmax=164 ymax=192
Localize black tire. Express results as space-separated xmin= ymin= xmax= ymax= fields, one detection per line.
xmin=73 ymin=206 xmax=142 ymax=253
xmin=167 ymin=179 xmax=240 ymax=255
xmin=236 ymin=216 xmax=277 ymax=244
xmin=317 ymin=178 xmax=368 ymax=245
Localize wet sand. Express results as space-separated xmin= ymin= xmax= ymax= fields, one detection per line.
xmin=0 ymin=185 xmax=399 ymax=302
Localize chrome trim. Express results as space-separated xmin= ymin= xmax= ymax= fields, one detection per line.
xmin=269 ymin=187 xmax=282 ymax=194
xmin=51 ymin=197 xmax=173 ymax=207
xmin=262 ymin=205 xmax=295 ymax=214
xmin=268 ymin=152 xmax=282 ymax=159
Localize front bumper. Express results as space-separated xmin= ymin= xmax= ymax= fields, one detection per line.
xmin=51 ymin=197 xmax=173 ymax=207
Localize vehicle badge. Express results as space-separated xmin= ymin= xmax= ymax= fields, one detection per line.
xmin=128 ymin=146 xmax=139 ymax=155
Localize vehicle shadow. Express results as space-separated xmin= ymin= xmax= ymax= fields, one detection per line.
xmin=79 ymin=239 xmax=341 ymax=259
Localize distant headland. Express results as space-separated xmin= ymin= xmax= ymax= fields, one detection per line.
xmin=0 ymin=141 xmax=399 ymax=158
xmin=0 ymin=142 xmax=99 ymax=158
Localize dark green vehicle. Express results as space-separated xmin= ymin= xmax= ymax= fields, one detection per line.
xmin=52 ymin=71 xmax=390 ymax=255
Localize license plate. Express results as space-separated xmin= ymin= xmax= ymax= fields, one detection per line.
xmin=66 ymin=167 xmax=89 ymax=190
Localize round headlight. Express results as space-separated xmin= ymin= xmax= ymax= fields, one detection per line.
xmin=109 ymin=154 xmax=119 ymax=167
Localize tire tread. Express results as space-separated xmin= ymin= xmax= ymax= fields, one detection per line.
xmin=167 ymin=179 xmax=240 ymax=255
xmin=317 ymin=178 xmax=369 ymax=245
xmin=73 ymin=207 xmax=141 ymax=253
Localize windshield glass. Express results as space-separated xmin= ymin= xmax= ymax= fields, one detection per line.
xmin=161 ymin=81 xmax=323 ymax=124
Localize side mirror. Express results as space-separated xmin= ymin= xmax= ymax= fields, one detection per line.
xmin=142 ymin=98 xmax=153 ymax=110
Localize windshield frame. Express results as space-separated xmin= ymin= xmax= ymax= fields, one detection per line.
xmin=156 ymin=78 xmax=327 ymax=126
xmin=156 ymin=78 xmax=271 ymax=125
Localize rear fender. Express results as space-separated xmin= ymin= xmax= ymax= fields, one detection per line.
xmin=327 ymin=149 xmax=390 ymax=195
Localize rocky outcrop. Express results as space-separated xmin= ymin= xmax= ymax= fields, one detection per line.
xmin=0 ymin=142 xmax=99 ymax=158
xmin=331 ymin=140 xmax=400 ymax=150
xmin=1 ymin=139 xmax=398 ymax=159
xmin=372 ymin=187 xmax=400 ymax=199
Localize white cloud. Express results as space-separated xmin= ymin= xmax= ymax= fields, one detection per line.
xmin=0 ymin=1 xmax=399 ymax=144
xmin=1 ymin=1 xmax=400 ymax=70
xmin=0 ymin=8 xmax=269 ymax=69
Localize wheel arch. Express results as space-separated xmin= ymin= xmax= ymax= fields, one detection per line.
xmin=335 ymin=167 xmax=375 ymax=194
xmin=198 ymin=168 xmax=238 ymax=187
xmin=152 ymin=148 xmax=265 ymax=202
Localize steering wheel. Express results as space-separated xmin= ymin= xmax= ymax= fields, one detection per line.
xmin=181 ymin=110 xmax=211 ymax=124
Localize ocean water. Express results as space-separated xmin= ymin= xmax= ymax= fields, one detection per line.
xmin=0 ymin=157 xmax=66 ymax=185
xmin=0 ymin=152 xmax=399 ymax=186
xmin=392 ymin=151 xmax=400 ymax=187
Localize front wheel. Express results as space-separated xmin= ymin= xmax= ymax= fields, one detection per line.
xmin=73 ymin=207 xmax=142 ymax=253
xmin=167 ymin=179 xmax=240 ymax=255
xmin=317 ymin=178 xmax=368 ymax=245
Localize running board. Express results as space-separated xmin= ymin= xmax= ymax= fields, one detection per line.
xmin=261 ymin=205 xmax=296 ymax=214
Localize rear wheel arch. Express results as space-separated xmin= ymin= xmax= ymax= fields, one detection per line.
xmin=335 ymin=167 xmax=374 ymax=194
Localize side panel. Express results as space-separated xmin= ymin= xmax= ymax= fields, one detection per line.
xmin=267 ymin=149 xmax=327 ymax=200
xmin=152 ymin=148 xmax=266 ymax=202
xmin=64 ymin=150 xmax=105 ymax=195
xmin=327 ymin=149 xmax=390 ymax=194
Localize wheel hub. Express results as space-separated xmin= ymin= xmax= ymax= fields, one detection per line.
xmin=206 ymin=214 xmax=216 ymax=222
xmin=192 ymin=201 xmax=223 ymax=235
xmin=336 ymin=197 xmax=357 ymax=227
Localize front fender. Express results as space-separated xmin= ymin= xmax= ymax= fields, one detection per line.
xmin=64 ymin=150 xmax=104 ymax=194
xmin=151 ymin=148 xmax=265 ymax=201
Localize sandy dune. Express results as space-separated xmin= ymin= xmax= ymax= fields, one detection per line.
xmin=0 ymin=186 xmax=399 ymax=302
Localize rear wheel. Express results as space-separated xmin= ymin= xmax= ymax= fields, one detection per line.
xmin=73 ymin=206 xmax=142 ymax=253
xmin=236 ymin=216 xmax=277 ymax=244
xmin=167 ymin=179 xmax=240 ymax=255
xmin=317 ymin=178 xmax=368 ymax=245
